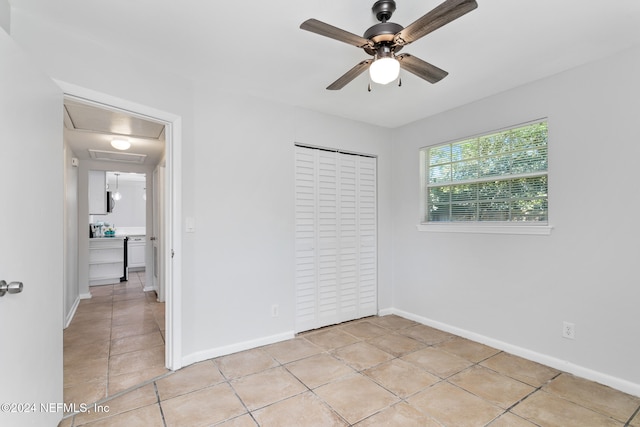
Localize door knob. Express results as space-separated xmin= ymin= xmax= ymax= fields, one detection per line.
xmin=0 ymin=280 xmax=23 ymax=297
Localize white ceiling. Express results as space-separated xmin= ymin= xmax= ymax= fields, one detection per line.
xmin=12 ymin=0 xmax=640 ymax=128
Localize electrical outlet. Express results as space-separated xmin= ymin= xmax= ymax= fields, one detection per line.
xmin=271 ymin=304 xmax=279 ymax=317
xmin=562 ymin=321 xmax=575 ymax=339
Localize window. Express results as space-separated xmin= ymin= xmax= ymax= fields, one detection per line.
xmin=420 ymin=120 xmax=549 ymax=233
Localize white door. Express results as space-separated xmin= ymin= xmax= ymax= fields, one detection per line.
xmin=152 ymin=165 xmax=165 ymax=301
xmin=295 ymin=146 xmax=377 ymax=332
xmin=0 ymin=30 xmax=64 ymax=426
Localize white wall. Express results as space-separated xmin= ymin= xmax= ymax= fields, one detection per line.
xmin=184 ymin=84 xmax=393 ymax=360
xmin=105 ymin=177 xmax=146 ymax=228
xmin=390 ymin=46 xmax=640 ymax=394
xmin=10 ymin=4 xmax=189 ymax=303
xmin=9 ymin=8 xmax=393 ymax=365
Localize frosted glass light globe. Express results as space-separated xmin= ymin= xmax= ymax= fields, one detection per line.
xmin=111 ymin=139 xmax=131 ymax=150
xmin=369 ymin=57 xmax=400 ymax=85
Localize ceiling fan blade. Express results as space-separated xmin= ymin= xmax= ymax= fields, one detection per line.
xmin=394 ymin=0 xmax=477 ymax=46
xmin=326 ymin=60 xmax=372 ymax=90
xmin=397 ymin=54 xmax=448 ymax=84
xmin=300 ymin=19 xmax=373 ymax=49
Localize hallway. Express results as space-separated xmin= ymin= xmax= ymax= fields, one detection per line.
xmin=63 ymin=272 xmax=167 ymax=408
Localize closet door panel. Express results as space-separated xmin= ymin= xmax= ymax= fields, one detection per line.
xmin=294 ymin=147 xmax=318 ymax=329
xmin=358 ymin=156 xmax=378 ymax=315
xmin=338 ymin=154 xmax=358 ymax=320
xmin=295 ymin=146 xmax=377 ymax=331
xmin=316 ymin=152 xmax=340 ymax=324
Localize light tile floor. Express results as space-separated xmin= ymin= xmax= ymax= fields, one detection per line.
xmin=61 ymin=297 xmax=640 ymax=426
xmin=63 ymin=271 xmax=168 ymax=417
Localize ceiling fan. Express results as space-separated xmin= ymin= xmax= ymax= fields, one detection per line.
xmin=300 ymin=0 xmax=478 ymax=90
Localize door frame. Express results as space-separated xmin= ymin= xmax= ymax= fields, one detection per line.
xmin=57 ymin=80 xmax=183 ymax=371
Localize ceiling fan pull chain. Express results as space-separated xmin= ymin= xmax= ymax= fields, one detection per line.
xmin=398 ymin=77 xmax=402 ymax=87
xmin=368 ymin=82 xmax=372 ymax=92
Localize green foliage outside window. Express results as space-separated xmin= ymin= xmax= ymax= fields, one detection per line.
xmin=424 ymin=121 xmax=548 ymax=223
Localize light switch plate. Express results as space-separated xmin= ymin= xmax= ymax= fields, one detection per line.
xmin=185 ymin=217 xmax=195 ymax=233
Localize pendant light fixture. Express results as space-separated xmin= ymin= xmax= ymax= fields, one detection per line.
xmin=113 ymin=173 xmax=122 ymax=201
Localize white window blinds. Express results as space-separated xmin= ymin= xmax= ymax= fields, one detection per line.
xmin=423 ymin=121 xmax=548 ymax=224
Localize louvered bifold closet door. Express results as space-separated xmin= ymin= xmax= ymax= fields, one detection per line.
xmin=294 ymin=148 xmax=317 ymax=328
xmin=295 ymin=146 xmax=377 ymax=332
xmin=357 ymin=156 xmax=377 ymax=314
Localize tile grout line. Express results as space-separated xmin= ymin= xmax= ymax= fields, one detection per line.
xmin=502 ymin=372 xmax=562 ymax=415
xmin=64 ymin=281 xmax=171 ymax=424
xmin=106 ymin=285 xmax=115 ymax=398
xmin=625 ymin=404 xmax=640 ymax=427
xmin=327 ymin=323 xmax=542 ymax=426
xmin=278 ymin=352 xmax=352 ymax=426
xmin=153 ymin=381 xmax=168 ymax=427
xmin=294 ymin=326 xmax=444 ymax=425
xmin=214 ymin=321 xmax=496 ymax=425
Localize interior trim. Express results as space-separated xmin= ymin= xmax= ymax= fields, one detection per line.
xmin=417 ymin=223 xmax=553 ymax=235
xmin=55 ymin=79 xmax=183 ymax=371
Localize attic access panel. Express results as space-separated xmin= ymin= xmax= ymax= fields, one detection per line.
xmin=65 ymin=101 xmax=165 ymax=139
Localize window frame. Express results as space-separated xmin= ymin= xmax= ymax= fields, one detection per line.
xmin=418 ymin=119 xmax=553 ymax=235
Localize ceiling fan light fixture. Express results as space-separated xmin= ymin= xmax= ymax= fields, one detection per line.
xmin=369 ymin=56 xmax=400 ymax=85
xmin=111 ymin=138 xmax=131 ymax=150
xmin=300 ymin=0 xmax=478 ymax=90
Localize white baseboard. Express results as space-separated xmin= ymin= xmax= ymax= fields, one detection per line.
xmin=378 ymin=307 xmax=395 ymax=317
xmin=64 ymin=296 xmax=81 ymax=329
xmin=79 ymin=293 xmax=92 ymax=300
xmin=181 ymin=331 xmax=295 ymax=367
xmin=389 ymin=308 xmax=640 ymax=398
xmin=142 ymin=285 xmax=156 ymax=293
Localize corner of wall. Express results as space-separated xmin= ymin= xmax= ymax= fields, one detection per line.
xmin=0 ymin=0 xmax=10 ymax=35
xmin=64 ymin=296 xmax=81 ymax=328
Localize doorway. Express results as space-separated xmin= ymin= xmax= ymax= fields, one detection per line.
xmin=61 ymin=85 xmax=182 ymax=405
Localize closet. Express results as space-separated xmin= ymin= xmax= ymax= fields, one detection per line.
xmin=294 ymin=145 xmax=377 ymax=332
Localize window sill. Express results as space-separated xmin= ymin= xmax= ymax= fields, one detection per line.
xmin=416 ymin=223 xmax=553 ymax=235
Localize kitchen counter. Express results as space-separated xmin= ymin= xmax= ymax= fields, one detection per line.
xmin=115 ymin=226 xmax=146 ymax=237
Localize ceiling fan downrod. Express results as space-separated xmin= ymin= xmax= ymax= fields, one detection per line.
xmin=372 ymin=0 xmax=397 ymax=23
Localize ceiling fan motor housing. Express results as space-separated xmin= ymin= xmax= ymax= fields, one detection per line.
xmin=363 ymin=22 xmax=403 ymax=55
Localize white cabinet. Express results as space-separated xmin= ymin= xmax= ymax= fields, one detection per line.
xmin=127 ymin=235 xmax=146 ymax=270
xmin=89 ymin=238 xmax=124 ymax=285
xmin=89 ymin=170 xmax=107 ymax=215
